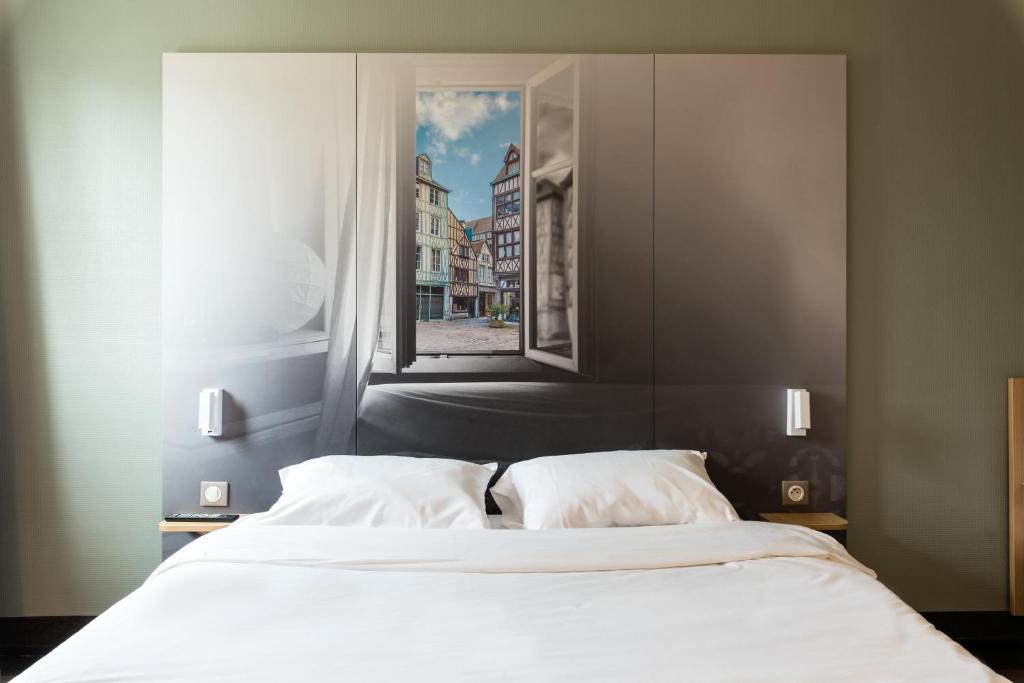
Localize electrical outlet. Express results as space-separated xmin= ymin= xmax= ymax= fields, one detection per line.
xmin=200 ymin=481 xmax=229 ymax=507
xmin=782 ymin=480 xmax=809 ymax=506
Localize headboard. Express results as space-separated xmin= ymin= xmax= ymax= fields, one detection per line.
xmin=162 ymin=53 xmax=846 ymax=560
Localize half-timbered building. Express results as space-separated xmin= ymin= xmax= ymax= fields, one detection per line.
xmin=491 ymin=144 xmax=522 ymax=316
xmin=415 ymin=153 xmax=450 ymax=320
xmin=466 ymin=216 xmax=493 ymax=246
xmin=447 ymin=209 xmax=478 ymax=318
xmin=472 ymin=239 xmax=496 ymax=315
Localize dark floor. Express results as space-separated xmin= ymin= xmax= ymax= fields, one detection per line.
xmin=1 ymin=655 xmax=35 ymax=681
xmin=1 ymin=652 xmax=47 ymax=681
xmin=922 ymin=611 xmax=1024 ymax=680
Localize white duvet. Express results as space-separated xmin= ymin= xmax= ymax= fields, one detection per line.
xmin=16 ymin=521 xmax=1003 ymax=682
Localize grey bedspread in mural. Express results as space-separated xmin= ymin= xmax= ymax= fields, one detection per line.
xmin=357 ymin=382 xmax=654 ymax=457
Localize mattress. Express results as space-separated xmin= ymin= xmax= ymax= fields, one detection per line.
xmin=14 ymin=521 xmax=1004 ymax=682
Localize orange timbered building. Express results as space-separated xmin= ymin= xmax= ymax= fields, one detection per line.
xmin=447 ymin=209 xmax=478 ymax=318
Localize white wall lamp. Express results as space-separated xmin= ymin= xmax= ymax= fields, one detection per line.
xmin=198 ymin=388 xmax=224 ymax=437
xmin=786 ymin=389 xmax=811 ymax=437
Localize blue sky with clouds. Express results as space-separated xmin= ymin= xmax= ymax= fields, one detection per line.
xmin=416 ymin=90 xmax=521 ymax=222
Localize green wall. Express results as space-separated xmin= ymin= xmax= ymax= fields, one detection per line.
xmin=1 ymin=0 xmax=1022 ymax=615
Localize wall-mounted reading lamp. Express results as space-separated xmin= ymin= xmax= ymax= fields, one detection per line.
xmin=199 ymin=388 xmax=223 ymax=437
xmin=786 ymin=389 xmax=811 ymax=437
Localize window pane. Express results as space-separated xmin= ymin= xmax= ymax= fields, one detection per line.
xmin=530 ymin=62 xmax=577 ymax=363
xmin=415 ymin=88 xmax=522 ymax=353
xmin=534 ymin=167 xmax=574 ymax=358
xmin=535 ymin=68 xmax=574 ymax=170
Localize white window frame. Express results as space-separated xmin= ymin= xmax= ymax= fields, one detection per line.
xmin=380 ymin=55 xmax=589 ymax=375
xmin=523 ymin=55 xmax=586 ymax=374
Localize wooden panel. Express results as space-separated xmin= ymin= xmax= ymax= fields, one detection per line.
xmin=159 ymin=515 xmax=249 ymax=534
xmin=759 ymin=512 xmax=848 ymax=531
xmin=1009 ymin=379 xmax=1024 ymax=615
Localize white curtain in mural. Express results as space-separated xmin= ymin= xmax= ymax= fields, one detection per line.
xmin=163 ymin=54 xmax=353 ymax=350
xmin=315 ymin=55 xmax=414 ymax=455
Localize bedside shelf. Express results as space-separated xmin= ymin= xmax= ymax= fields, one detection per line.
xmin=159 ymin=515 xmax=249 ymax=534
xmin=758 ymin=512 xmax=848 ymax=531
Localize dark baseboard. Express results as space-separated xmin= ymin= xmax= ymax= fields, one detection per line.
xmin=922 ymin=611 xmax=1024 ymax=669
xmin=0 ymin=616 xmax=94 ymax=657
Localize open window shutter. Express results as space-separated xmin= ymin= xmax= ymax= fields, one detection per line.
xmin=395 ymin=87 xmax=418 ymax=371
xmin=524 ymin=56 xmax=585 ymax=374
xmin=359 ymin=55 xmax=417 ymax=372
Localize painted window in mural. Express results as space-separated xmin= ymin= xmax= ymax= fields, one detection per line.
xmin=378 ymin=55 xmax=586 ymax=373
xmin=414 ymin=89 xmax=523 ymax=354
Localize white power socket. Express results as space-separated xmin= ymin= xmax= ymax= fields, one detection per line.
xmin=782 ymin=480 xmax=809 ymax=506
xmin=200 ymin=481 xmax=229 ymax=507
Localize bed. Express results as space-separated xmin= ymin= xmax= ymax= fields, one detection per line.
xmin=14 ymin=519 xmax=1002 ymax=682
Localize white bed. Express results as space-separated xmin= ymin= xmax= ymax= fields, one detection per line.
xmin=15 ymin=520 xmax=1003 ymax=682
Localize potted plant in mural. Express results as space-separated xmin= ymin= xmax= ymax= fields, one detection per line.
xmin=487 ymin=303 xmax=509 ymax=328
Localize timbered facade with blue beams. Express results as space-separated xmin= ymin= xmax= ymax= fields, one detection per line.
xmin=415 ymin=153 xmax=450 ymax=321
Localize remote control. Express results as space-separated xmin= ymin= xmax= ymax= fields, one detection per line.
xmin=164 ymin=513 xmax=239 ymax=523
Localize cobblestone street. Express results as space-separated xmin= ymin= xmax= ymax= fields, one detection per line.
xmin=417 ymin=317 xmax=521 ymax=354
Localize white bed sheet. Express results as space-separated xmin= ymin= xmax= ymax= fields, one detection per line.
xmin=15 ymin=521 xmax=1004 ymax=682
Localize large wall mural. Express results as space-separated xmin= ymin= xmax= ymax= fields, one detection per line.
xmin=162 ymin=53 xmax=845 ymax=556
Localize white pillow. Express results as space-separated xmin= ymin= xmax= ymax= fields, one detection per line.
xmin=490 ymin=449 xmax=738 ymax=529
xmin=255 ymin=455 xmax=497 ymax=529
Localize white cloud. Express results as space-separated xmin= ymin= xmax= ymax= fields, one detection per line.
xmin=417 ymin=91 xmax=516 ymax=142
xmin=453 ymin=146 xmax=483 ymax=166
xmin=498 ymin=140 xmax=513 ymax=149
xmin=494 ymin=92 xmax=514 ymax=113
xmin=427 ymin=138 xmax=448 ymax=159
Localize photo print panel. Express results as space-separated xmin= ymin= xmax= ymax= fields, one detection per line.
xmin=162 ymin=54 xmax=357 ymax=557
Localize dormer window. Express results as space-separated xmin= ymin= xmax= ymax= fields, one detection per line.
xmin=417 ymin=155 xmax=432 ymax=179
xmin=504 ymin=146 xmax=520 ymax=177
